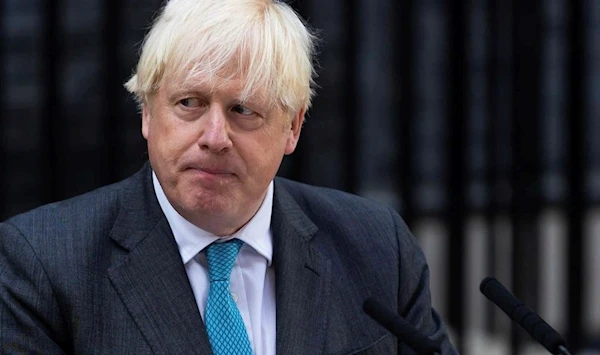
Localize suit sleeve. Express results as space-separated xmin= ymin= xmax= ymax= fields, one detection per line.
xmin=389 ymin=208 xmax=459 ymax=355
xmin=0 ymin=222 xmax=68 ymax=354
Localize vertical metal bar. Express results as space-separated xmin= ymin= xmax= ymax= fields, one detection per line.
xmin=490 ymin=0 xmax=515 ymax=345
xmin=397 ymin=0 xmax=415 ymax=224
xmin=511 ymin=0 xmax=542 ymax=353
xmin=566 ymin=0 xmax=585 ymax=349
xmin=0 ymin=0 xmax=6 ymax=219
xmin=447 ymin=0 xmax=467 ymax=351
xmin=485 ymin=0 xmax=499 ymax=336
xmin=538 ymin=0 xmax=569 ymax=340
xmin=103 ymin=0 xmax=121 ymax=184
xmin=341 ymin=0 xmax=358 ymax=194
xmin=42 ymin=0 xmax=62 ymax=203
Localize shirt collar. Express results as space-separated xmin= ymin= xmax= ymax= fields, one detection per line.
xmin=152 ymin=171 xmax=274 ymax=266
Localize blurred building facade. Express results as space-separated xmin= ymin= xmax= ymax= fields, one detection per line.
xmin=1 ymin=0 xmax=600 ymax=354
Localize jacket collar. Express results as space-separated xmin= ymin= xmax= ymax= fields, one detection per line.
xmin=108 ymin=164 xmax=212 ymax=354
xmin=271 ymin=179 xmax=332 ymax=355
xmin=107 ymin=165 xmax=333 ymax=354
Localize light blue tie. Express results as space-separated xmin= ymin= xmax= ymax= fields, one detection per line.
xmin=205 ymin=239 xmax=253 ymax=355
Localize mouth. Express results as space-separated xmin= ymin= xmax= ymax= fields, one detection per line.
xmin=186 ymin=166 xmax=235 ymax=177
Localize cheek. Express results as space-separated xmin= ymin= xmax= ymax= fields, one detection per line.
xmin=150 ymin=118 xmax=194 ymax=153
xmin=146 ymin=125 xmax=189 ymax=176
xmin=240 ymin=134 xmax=287 ymax=175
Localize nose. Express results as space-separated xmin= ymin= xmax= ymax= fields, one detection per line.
xmin=197 ymin=106 xmax=233 ymax=153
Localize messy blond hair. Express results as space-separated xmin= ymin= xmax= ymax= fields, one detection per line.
xmin=124 ymin=0 xmax=317 ymax=114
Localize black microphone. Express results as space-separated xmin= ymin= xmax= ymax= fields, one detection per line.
xmin=363 ymin=297 xmax=441 ymax=354
xmin=480 ymin=277 xmax=572 ymax=355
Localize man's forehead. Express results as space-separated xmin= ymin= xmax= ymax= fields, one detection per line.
xmin=167 ymin=73 xmax=243 ymax=93
xmin=162 ymin=70 xmax=273 ymax=106
xmin=156 ymin=51 xmax=285 ymax=111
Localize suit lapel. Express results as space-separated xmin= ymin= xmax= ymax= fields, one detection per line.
xmin=106 ymin=169 xmax=334 ymax=354
xmin=272 ymin=180 xmax=332 ymax=355
xmin=107 ymin=165 xmax=212 ymax=355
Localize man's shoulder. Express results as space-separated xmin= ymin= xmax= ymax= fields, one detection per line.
xmin=3 ymin=165 xmax=147 ymax=238
xmin=274 ymin=177 xmax=400 ymax=231
xmin=275 ymin=177 xmax=393 ymax=212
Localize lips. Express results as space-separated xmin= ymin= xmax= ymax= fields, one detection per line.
xmin=196 ymin=167 xmax=233 ymax=175
xmin=185 ymin=165 xmax=235 ymax=176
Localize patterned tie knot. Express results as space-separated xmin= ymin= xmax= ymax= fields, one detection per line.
xmin=206 ymin=239 xmax=244 ymax=282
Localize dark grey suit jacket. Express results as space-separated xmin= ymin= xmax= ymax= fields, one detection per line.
xmin=0 ymin=164 xmax=457 ymax=354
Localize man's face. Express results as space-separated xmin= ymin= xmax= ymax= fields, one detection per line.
xmin=142 ymin=74 xmax=303 ymax=236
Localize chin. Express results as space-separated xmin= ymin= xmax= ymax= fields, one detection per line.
xmin=182 ymin=192 xmax=233 ymax=215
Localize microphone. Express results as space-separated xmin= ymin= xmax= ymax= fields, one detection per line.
xmin=480 ymin=277 xmax=572 ymax=355
xmin=363 ymin=297 xmax=441 ymax=354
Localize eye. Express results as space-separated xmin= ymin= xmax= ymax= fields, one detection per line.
xmin=179 ymin=97 xmax=202 ymax=108
xmin=231 ymin=104 xmax=256 ymax=116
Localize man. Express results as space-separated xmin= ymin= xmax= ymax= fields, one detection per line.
xmin=0 ymin=0 xmax=458 ymax=354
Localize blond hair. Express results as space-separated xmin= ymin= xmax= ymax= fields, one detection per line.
xmin=124 ymin=0 xmax=318 ymax=113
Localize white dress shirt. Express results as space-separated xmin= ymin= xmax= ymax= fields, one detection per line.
xmin=152 ymin=172 xmax=276 ymax=355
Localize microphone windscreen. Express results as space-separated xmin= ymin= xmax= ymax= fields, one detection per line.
xmin=480 ymin=277 xmax=567 ymax=354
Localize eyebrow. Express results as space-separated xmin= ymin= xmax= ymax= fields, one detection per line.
xmin=167 ymin=87 xmax=271 ymax=112
xmin=165 ymin=75 xmax=272 ymax=107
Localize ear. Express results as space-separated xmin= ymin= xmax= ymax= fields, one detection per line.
xmin=141 ymin=103 xmax=151 ymax=140
xmin=284 ymin=108 xmax=305 ymax=155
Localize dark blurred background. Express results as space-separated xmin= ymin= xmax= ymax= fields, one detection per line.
xmin=1 ymin=0 xmax=599 ymax=354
